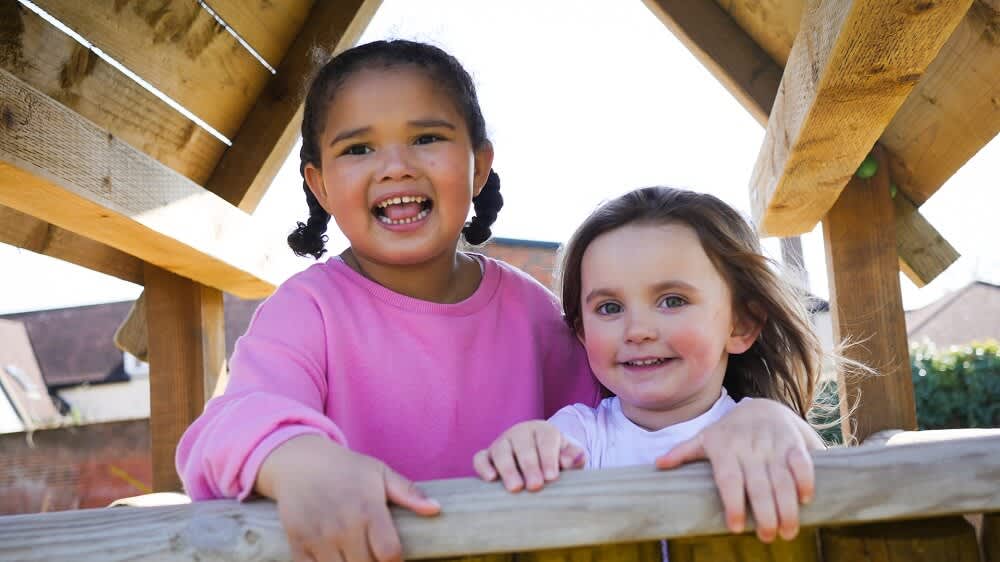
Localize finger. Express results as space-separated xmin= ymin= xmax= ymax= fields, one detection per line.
xmin=559 ymin=440 xmax=587 ymax=470
xmin=290 ymin=539 xmax=316 ymax=562
xmin=767 ymin=458 xmax=800 ymax=541
xmin=383 ymin=467 xmax=440 ymax=515
xmin=655 ymin=435 xmax=706 ymax=469
xmin=535 ymin=428 xmax=562 ymax=481
xmin=490 ymin=439 xmax=525 ymax=492
xmin=308 ymin=541 xmax=343 ymax=562
xmin=710 ymin=453 xmax=746 ymax=534
xmin=367 ymin=505 xmax=404 ymax=562
xmin=509 ymin=432 xmax=545 ymax=491
xmin=340 ymin=530 xmax=374 ymax=562
xmin=742 ymin=457 xmax=778 ymax=543
xmin=473 ymin=449 xmax=498 ymax=481
xmin=787 ymin=447 xmax=815 ymax=504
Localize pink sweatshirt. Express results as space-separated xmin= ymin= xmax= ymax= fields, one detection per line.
xmin=176 ymin=254 xmax=601 ymax=500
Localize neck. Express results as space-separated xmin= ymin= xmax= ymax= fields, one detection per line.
xmin=342 ymin=244 xmax=480 ymax=304
xmin=620 ymin=365 xmax=728 ymax=431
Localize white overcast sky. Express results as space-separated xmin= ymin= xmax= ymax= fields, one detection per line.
xmin=1 ymin=0 xmax=997 ymax=314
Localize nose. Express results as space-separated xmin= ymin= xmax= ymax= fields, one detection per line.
xmin=623 ymin=309 xmax=659 ymax=344
xmin=377 ymin=144 xmax=417 ymax=182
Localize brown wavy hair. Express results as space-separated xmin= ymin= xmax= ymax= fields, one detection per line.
xmin=559 ymin=187 xmax=825 ymax=420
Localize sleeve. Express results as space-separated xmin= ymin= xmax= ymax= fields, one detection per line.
xmin=175 ymin=277 xmax=347 ymax=501
xmin=548 ymin=404 xmax=595 ymax=458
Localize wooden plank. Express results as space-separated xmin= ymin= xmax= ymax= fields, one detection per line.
xmin=206 ymin=0 xmax=380 ymax=210
xmin=894 ymin=190 xmax=960 ymax=287
xmin=821 ymin=517 xmax=981 ymax=562
xmin=642 ymin=0 xmax=783 ymax=125
xmin=0 ymin=0 xmax=226 ymax=185
xmin=750 ymin=0 xmax=972 ymax=237
xmin=145 ymin=264 xmax=224 ymax=491
xmin=823 ymin=147 xmax=917 ymax=443
xmin=883 ymin=0 xmax=1000 ymax=205
xmin=0 ymin=204 xmax=143 ymax=284
xmin=669 ymin=529 xmax=819 ymax=562
xmin=1 ymin=434 xmax=999 ymax=561
xmin=32 ymin=0 xmax=270 ymax=139
xmin=985 ymin=513 xmax=999 ymax=562
xmin=714 ymin=0 xmax=803 ymax=67
xmin=520 ymin=542 xmax=663 ymax=562
xmin=203 ymin=0 xmax=314 ymax=69
xmin=0 ymin=68 xmax=299 ymax=299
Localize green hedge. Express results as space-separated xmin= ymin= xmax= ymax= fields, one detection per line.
xmin=812 ymin=340 xmax=1000 ymax=444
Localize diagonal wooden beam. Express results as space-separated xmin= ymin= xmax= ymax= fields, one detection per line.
xmin=0 ymin=68 xmax=298 ymax=299
xmin=644 ymin=0 xmax=961 ymax=286
xmin=749 ymin=0 xmax=972 ymax=238
xmin=206 ymin=0 xmax=380 ymax=211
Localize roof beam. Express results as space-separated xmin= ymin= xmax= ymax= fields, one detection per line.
xmin=749 ymin=0 xmax=972 ymax=237
xmin=0 ymin=69 xmax=298 ymax=299
xmin=206 ymin=0 xmax=380 ymax=211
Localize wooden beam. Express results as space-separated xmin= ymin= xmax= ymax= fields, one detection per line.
xmin=206 ymin=0 xmax=380 ymax=210
xmin=32 ymin=0 xmax=270 ymax=139
xmin=0 ymin=68 xmax=298 ymax=299
xmin=1 ymin=433 xmax=998 ymax=561
xmin=750 ymin=0 xmax=972 ymax=237
xmin=893 ymin=190 xmax=960 ymax=287
xmin=145 ymin=265 xmax=225 ymax=492
xmin=642 ymin=0 xmax=783 ymax=125
xmin=0 ymin=0 xmax=227 ymax=185
xmin=882 ymin=0 xmax=1000 ymax=205
xmin=203 ymin=0 xmax=314 ymax=70
xmin=823 ymin=148 xmax=917 ymax=442
xmin=670 ymin=529 xmax=820 ymax=562
xmin=0 ymin=204 xmax=142 ymax=284
xmin=821 ymin=517 xmax=981 ymax=562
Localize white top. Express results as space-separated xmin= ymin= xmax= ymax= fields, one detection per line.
xmin=549 ymin=389 xmax=740 ymax=469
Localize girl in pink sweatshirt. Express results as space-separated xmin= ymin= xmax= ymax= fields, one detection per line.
xmin=177 ymin=41 xmax=820 ymax=562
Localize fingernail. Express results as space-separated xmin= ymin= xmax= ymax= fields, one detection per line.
xmin=544 ymin=469 xmax=557 ymax=480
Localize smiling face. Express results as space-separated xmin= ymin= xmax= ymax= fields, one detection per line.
xmin=578 ymin=222 xmax=759 ymax=430
xmin=303 ymin=66 xmax=493 ymax=267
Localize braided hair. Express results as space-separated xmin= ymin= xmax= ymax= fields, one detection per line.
xmin=288 ymin=40 xmax=503 ymax=258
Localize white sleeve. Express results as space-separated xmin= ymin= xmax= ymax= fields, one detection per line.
xmin=548 ymin=404 xmax=598 ymax=462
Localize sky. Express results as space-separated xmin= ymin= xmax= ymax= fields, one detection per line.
xmin=1 ymin=0 xmax=997 ymax=315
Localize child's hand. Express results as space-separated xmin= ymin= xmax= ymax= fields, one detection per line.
xmin=473 ymin=421 xmax=586 ymax=492
xmin=255 ymin=434 xmax=440 ymax=562
xmin=654 ymin=399 xmax=823 ymax=543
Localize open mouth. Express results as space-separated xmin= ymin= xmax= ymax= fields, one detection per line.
xmin=372 ymin=195 xmax=433 ymax=225
xmin=622 ymin=357 xmax=672 ymax=368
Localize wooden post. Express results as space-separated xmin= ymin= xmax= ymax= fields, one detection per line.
xmin=822 ymin=147 xmax=917 ymax=443
xmin=145 ymin=264 xmax=226 ymax=491
xmin=985 ymin=513 xmax=1000 ymax=562
xmin=670 ymin=530 xmax=819 ymax=562
xmin=821 ymin=517 xmax=980 ymax=562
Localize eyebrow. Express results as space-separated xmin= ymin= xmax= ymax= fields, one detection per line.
xmin=583 ymin=280 xmax=697 ymax=304
xmin=328 ymin=119 xmax=457 ymax=147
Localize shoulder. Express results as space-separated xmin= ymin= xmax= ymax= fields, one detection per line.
xmin=549 ymin=402 xmax=599 ymax=430
xmin=252 ymin=259 xmax=354 ymax=321
xmin=478 ymin=254 xmax=564 ymax=316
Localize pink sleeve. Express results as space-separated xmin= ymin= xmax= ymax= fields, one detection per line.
xmin=175 ymin=279 xmax=346 ymax=500
xmin=539 ymin=299 xmax=601 ymax=417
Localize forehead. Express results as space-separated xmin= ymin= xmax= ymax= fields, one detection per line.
xmin=322 ymin=66 xmax=465 ymax=131
xmin=581 ymin=223 xmax=726 ymax=290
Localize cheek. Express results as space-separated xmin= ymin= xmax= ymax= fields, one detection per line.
xmin=668 ymin=326 xmax=722 ymax=366
xmin=581 ymin=321 xmax=619 ymax=363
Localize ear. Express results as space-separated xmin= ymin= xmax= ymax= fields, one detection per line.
xmin=303 ymin=162 xmax=333 ymax=215
xmin=727 ymin=302 xmax=765 ymax=354
xmin=472 ymin=141 xmax=495 ymax=197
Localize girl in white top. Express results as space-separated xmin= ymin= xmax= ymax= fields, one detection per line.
xmin=475 ymin=187 xmax=834 ymax=544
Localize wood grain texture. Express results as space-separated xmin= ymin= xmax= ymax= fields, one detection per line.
xmin=0 ymin=0 xmax=226 ymax=184
xmin=985 ymin=513 xmax=1000 ymax=562
xmin=823 ymin=148 xmax=917 ymax=441
xmin=0 ymin=204 xmax=143 ymax=284
xmin=669 ymin=529 xmax=819 ymax=562
xmin=32 ymin=0 xmax=270 ymax=139
xmin=893 ymin=190 xmax=960 ymax=287
xmin=822 ymin=517 xmax=981 ymax=562
xmin=0 ymin=68 xmax=299 ymax=298
xmin=145 ymin=264 xmax=224 ymax=492
xmin=642 ymin=0 xmax=783 ymax=125
xmin=520 ymin=543 xmax=663 ymax=562
xmin=750 ymin=0 xmax=972 ymax=237
xmin=883 ymin=0 xmax=1000 ymax=205
xmin=1 ymin=433 xmax=998 ymax=561
xmin=714 ymin=0 xmax=803 ymax=67
xmin=207 ymin=0 xmax=380 ymax=210
xmin=204 ymin=0 xmax=313 ymax=68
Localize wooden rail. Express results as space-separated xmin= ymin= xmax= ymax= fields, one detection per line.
xmin=0 ymin=434 xmax=998 ymax=561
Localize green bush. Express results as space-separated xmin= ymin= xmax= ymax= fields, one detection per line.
xmin=810 ymin=340 xmax=1000 ymax=443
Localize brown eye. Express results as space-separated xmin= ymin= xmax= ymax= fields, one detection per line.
xmin=343 ymin=144 xmax=372 ymax=156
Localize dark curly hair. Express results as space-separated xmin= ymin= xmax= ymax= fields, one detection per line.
xmin=288 ymin=40 xmax=502 ymax=258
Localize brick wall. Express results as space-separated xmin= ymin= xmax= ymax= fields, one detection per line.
xmin=0 ymin=420 xmax=151 ymax=514
xmin=479 ymin=240 xmax=560 ymax=290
